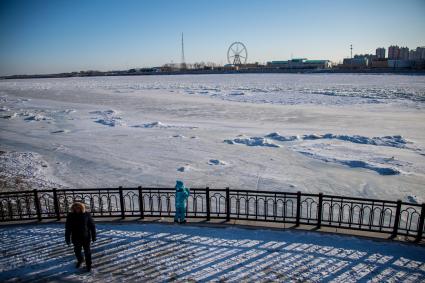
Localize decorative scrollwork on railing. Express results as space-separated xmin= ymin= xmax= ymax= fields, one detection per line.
xmin=399 ymin=206 xmax=421 ymax=236
xmin=320 ymin=199 xmax=398 ymax=233
xmin=0 ymin=188 xmax=424 ymax=242
xmin=187 ymin=192 xmax=205 ymax=217
xmin=39 ymin=192 xmax=55 ymax=217
xmin=210 ymin=192 xmax=226 ymax=216
xmin=277 ymin=198 xmax=295 ymax=220
xmin=123 ymin=190 xmax=139 ymax=215
xmin=300 ymin=197 xmax=318 ymax=224
xmin=141 ymin=191 xmax=174 ymax=217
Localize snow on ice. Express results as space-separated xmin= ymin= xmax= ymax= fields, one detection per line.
xmin=0 ymin=74 xmax=424 ymax=203
xmin=224 ymin=131 xmax=422 ymax=176
xmin=0 ymin=150 xmax=65 ymax=190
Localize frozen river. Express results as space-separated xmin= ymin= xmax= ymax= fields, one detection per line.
xmin=0 ymin=74 xmax=424 ymax=202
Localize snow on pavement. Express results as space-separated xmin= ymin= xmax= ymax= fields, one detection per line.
xmin=0 ymin=223 xmax=424 ymax=282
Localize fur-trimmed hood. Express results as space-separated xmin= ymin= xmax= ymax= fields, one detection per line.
xmin=70 ymin=202 xmax=86 ymax=213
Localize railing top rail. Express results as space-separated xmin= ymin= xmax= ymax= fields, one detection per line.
xmin=226 ymin=189 xmax=299 ymax=195
xmin=322 ymin=194 xmax=420 ymax=207
xmin=0 ymin=187 xmax=422 ymax=207
xmin=0 ymin=190 xmax=36 ymax=195
xmin=137 ymin=187 xmax=208 ymax=191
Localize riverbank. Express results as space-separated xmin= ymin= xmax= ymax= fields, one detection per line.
xmin=2 ymin=67 xmax=425 ymax=80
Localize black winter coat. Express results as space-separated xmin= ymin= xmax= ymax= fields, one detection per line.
xmin=65 ymin=212 xmax=96 ymax=244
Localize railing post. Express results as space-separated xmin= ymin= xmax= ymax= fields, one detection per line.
xmin=295 ymin=191 xmax=301 ymax=227
xmin=119 ymin=186 xmax=125 ymax=219
xmin=391 ymin=200 xmax=402 ymax=239
xmin=415 ymin=203 xmax=425 ymax=243
xmin=138 ymin=186 xmax=144 ymax=219
xmin=33 ymin=189 xmax=42 ymax=221
xmin=8 ymin=199 xmax=13 ymax=220
xmin=317 ymin=193 xmax=323 ymax=229
xmin=52 ymin=188 xmax=60 ymax=220
xmin=206 ymin=187 xmax=211 ymax=221
xmin=226 ymin=187 xmax=230 ymax=221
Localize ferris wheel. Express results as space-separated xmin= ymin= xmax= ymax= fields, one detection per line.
xmin=227 ymin=42 xmax=248 ymax=65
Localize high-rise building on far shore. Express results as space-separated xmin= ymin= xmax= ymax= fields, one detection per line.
xmin=416 ymin=47 xmax=425 ymax=60
xmin=408 ymin=47 xmax=425 ymax=61
xmin=399 ymin=47 xmax=409 ymax=60
xmin=388 ymin=45 xmax=400 ymax=60
xmin=376 ymin=47 xmax=386 ymax=59
xmin=409 ymin=49 xmax=417 ymax=60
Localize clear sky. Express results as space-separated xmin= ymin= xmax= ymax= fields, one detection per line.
xmin=0 ymin=0 xmax=424 ymax=75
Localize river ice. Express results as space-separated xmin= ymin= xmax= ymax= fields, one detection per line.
xmin=0 ymin=74 xmax=424 ymax=203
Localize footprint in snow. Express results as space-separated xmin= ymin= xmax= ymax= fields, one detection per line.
xmin=208 ymin=159 xmax=227 ymax=166
xmin=51 ymin=129 xmax=70 ymax=134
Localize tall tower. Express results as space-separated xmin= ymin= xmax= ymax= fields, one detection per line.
xmin=180 ymin=32 xmax=186 ymax=70
xmin=350 ymin=44 xmax=353 ymax=59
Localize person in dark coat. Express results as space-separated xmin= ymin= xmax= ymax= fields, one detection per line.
xmin=65 ymin=202 xmax=96 ymax=271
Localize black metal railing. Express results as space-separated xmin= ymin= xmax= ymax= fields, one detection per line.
xmin=0 ymin=187 xmax=424 ymax=242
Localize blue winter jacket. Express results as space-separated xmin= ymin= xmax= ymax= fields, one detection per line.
xmin=175 ymin=180 xmax=190 ymax=208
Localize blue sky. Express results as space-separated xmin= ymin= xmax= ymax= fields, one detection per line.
xmin=0 ymin=0 xmax=424 ymax=75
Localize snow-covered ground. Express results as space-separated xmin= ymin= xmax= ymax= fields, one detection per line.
xmin=0 ymin=74 xmax=424 ymax=203
xmin=0 ymin=222 xmax=424 ymax=282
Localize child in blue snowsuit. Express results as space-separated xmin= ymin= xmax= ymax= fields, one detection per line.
xmin=174 ymin=180 xmax=190 ymax=223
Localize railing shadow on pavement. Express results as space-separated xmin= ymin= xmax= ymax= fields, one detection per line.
xmin=0 ymin=224 xmax=424 ymax=282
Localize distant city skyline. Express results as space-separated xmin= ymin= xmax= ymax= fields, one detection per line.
xmin=0 ymin=0 xmax=424 ymax=76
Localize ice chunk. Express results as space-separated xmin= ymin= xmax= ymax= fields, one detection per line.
xmin=24 ymin=114 xmax=50 ymax=121
xmin=89 ymin=109 xmax=118 ymax=116
xmin=1 ymin=113 xmax=17 ymax=119
xmin=91 ymin=109 xmax=125 ymax=127
xmin=94 ymin=118 xmax=124 ymax=127
xmin=228 ymin=92 xmax=244 ymax=96
xmin=265 ymin=132 xmax=298 ymax=141
xmin=303 ymin=134 xmax=323 ymax=140
xmin=265 ymin=132 xmax=409 ymax=149
xmin=136 ymin=121 xmax=167 ymax=128
xmin=224 ymin=137 xmax=280 ymax=148
xmin=132 ymin=121 xmax=197 ymax=129
xmin=406 ymin=195 xmax=419 ymax=204
xmin=51 ymin=129 xmax=70 ymax=134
